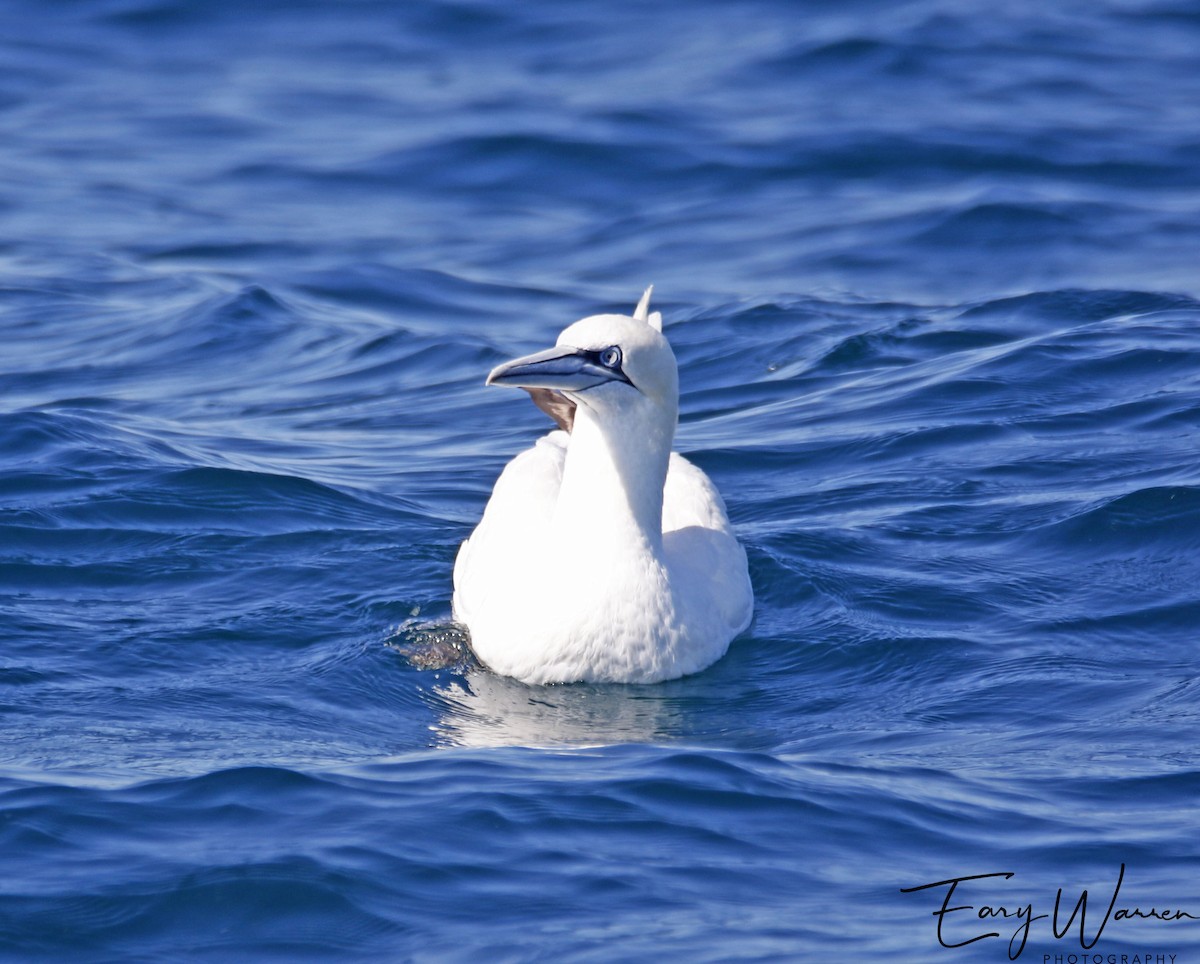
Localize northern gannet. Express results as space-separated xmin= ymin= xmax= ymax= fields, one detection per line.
xmin=452 ymin=288 xmax=753 ymax=684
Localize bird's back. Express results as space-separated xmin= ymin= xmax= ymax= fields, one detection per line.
xmin=453 ymin=437 xmax=752 ymax=682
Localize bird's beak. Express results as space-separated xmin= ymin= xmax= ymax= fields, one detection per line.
xmin=486 ymin=346 xmax=628 ymax=390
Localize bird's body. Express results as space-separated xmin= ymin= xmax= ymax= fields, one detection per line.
xmin=452 ymin=289 xmax=752 ymax=684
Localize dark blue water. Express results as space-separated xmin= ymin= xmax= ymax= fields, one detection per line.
xmin=3 ymin=1 xmax=1200 ymax=960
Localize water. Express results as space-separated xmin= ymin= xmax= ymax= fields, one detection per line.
xmin=3 ymin=0 xmax=1200 ymax=960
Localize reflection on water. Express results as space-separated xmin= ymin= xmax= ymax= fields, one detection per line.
xmin=426 ymin=670 xmax=682 ymax=748
xmin=393 ymin=619 xmax=694 ymax=748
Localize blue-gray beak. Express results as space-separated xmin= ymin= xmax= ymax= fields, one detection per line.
xmin=486 ymin=346 xmax=630 ymax=391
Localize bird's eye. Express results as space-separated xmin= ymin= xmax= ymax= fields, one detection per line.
xmin=599 ymin=346 xmax=622 ymax=369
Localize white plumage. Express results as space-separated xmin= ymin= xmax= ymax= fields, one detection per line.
xmin=453 ymin=288 xmax=753 ymax=684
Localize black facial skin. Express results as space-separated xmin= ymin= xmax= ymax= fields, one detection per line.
xmin=581 ymin=346 xmax=633 ymax=387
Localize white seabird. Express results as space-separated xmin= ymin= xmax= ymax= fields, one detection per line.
xmin=452 ymin=288 xmax=753 ymax=685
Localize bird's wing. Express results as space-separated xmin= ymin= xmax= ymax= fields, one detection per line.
xmin=662 ymin=453 xmax=754 ymax=637
xmin=452 ymin=431 xmax=568 ymax=623
xmin=662 ymin=452 xmax=732 ymax=532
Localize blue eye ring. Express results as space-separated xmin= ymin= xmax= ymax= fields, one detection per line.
xmin=599 ymin=346 xmax=622 ymax=369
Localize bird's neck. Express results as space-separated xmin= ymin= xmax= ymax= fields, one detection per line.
xmin=554 ymin=403 xmax=674 ymax=553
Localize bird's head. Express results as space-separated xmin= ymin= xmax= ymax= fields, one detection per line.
xmin=486 ymin=287 xmax=679 ymax=425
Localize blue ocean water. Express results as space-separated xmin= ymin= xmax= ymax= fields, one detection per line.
xmin=3 ymin=0 xmax=1200 ymax=959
